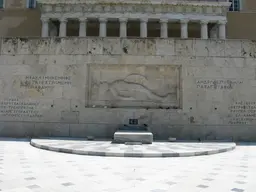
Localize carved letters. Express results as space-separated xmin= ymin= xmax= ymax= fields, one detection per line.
xmin=196 ymin=79 xmax=243 ymax=90
xmin=20 ymin=76 xmax=72 ymax=89
xmin=228 ymin=101 xmax=256 ymax=125
xmin=0 ymin=98 xmax=42 ymax=118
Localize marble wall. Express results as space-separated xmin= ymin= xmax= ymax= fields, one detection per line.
xmin=0 ymin=37 xmax=256 ymax=141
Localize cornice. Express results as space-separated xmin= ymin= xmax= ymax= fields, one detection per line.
xmin=40 ymin=3 xmax=229 ymax=16
xmin=37 ymin=0 xmax=231 ymax=7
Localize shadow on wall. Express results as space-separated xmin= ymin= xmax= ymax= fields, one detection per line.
xmin=0 ymin=9 xmax=41 ymax=37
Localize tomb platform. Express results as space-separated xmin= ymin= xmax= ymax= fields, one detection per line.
xmin=113 ymin=124 xmax=153 ymax=144
xmin=114 ymin=131 xmax=153 ymax=144
xmin=30 ymin=138 xmax=236 ymax=158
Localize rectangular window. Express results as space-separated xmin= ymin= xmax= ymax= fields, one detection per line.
xmin=229 ymin=0 xmax=241 ymax=11
xmin=0 ymin=0 xmax=4 ymax=9
xmin=27 ymin=0 xmax=36 ymax=8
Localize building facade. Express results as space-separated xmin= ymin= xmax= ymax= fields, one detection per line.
xmin=227 ymin=0 xmax=256 ymax=40
xmin=0 ymin=0 xmax=255 ymax=40
xmin=0 ymin=0 xmax=256 ymax=141
xmin=37 ymin=0 xmax=229 ymax=40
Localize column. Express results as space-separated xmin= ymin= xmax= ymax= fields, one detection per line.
xmin=200 ymin=20 xmax=208 ymax=39
xmin=41 ymin=18 xmax=49 ymax=37
xmin=99 ymin=18 xmax=107 ymax=37
xmin=218 ymin=20 xmax=227 ymax=39
xmin=119 ymin=18 xmax=128 ymax=38
xmin=160 ymin=18 xmax=168 ymax=38
xmin=180 ymin=19 xmax=188 ymax=39
xmin=59 ymin=18 xmax=67 ymax=37
xmin=140 ymin=18 xmax=148 ymax=38
xmin=79 ymin=18 xmax=87 ymax=37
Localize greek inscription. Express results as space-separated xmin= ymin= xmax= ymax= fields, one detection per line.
xmin=0 ymin=98 xmax=42 ymax=118
xmin=196 ymin=79 xmax=243 ymax=90
xmin=228 ymin=101 xmax=256 ymax=125
xmin=20 ymin=76 xmax=72 ymax=89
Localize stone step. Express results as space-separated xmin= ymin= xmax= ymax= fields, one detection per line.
xmin=125 ymin=142 xmax=142 ymax=145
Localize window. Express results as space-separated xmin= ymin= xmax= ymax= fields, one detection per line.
xmin=27 ymin=0 xmax=36 ymax=8
xmin=0 ymin=0 xmax=5 ymax=9
xmin=229 ymin=0 xmax=241 ymax=11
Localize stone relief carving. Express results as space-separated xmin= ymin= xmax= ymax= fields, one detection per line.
xmin=89 ymin=65 xmax=179 ymax=108
xmin=99 ymin=74 xmax=176 ymax=101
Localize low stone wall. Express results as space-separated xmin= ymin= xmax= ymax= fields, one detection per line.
xmin=0 ymin=37 xmax=256 ymax=141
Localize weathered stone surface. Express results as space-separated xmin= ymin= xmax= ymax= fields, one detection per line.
xmin=241 ymin=40 xmax=256 ymax=58
xmin=155 ymin=39 xmax=175 ymax=56
xmin=207 ymin=39 xmax=226 ymax=57
xmin=193 ymin=39 xmax=208 ymax=57
xmin=103 ymin=38 xmax=123 ymax=55
xmin=121 ymin=39 xmax=152 ymax=55
xmin=175 ymin=39 xmax=194 ymax=56
xmin=0 ymin=122 xmax=34 ymax=137
xmin=61 ymin=111 xmax=79 ymax=123
xmin=225 ymin=40 xmax=242 ymax=57
xmin=0 ymin=37 xmax=255 ymax=141
xmin=87 ymin=38 xmax=103 ymax=55
xmin=34 ymin=123 xmax=70 ymax=137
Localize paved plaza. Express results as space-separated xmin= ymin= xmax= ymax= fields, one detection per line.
xmin=31 ymin=138 xmax=236 ymax=157
xmin=0 ymin=139 xmax=255 ymax=192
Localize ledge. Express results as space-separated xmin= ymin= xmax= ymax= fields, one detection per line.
xmin=37 ymin=0 xmax=230 ymax=6
xmin=30 ymin=138 xmax=236 ymax=158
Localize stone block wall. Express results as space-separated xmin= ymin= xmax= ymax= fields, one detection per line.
xmin=0 ymin=37 xmax=256 ymax=141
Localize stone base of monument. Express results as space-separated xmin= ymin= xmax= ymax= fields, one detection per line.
xmin=168 ymin=137 xmax=177 ymax=142
xmin=86 ymin=136 xmax=95 ymax=141
xmin=114 ymin=131 xmax=153 ymax=144
xmin=125 ymin=142 xmax=143 ymax=145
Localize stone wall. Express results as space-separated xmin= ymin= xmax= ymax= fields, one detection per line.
xmin=0 ymin=10 xmax=41 ymax=37
xmin=0 ymin=37 xmax=256 ymax=141
xmin=227 ymin=12 xmax=256 ymax=41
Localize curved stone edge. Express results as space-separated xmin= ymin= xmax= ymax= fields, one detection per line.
xmin=30 ymin=140 xmax=236 ymax=158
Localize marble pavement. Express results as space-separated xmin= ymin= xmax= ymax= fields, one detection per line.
xmin=0 ymin=139 xmax=255 ymax=192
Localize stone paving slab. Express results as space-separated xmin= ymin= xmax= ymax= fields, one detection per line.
xmin=0 ymin=139 xmax=256 ymax=192
xmin=0 ymin=139 xmax=255 ymax=192
xmin=30 ymin=138 xmax=236 ymax=157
